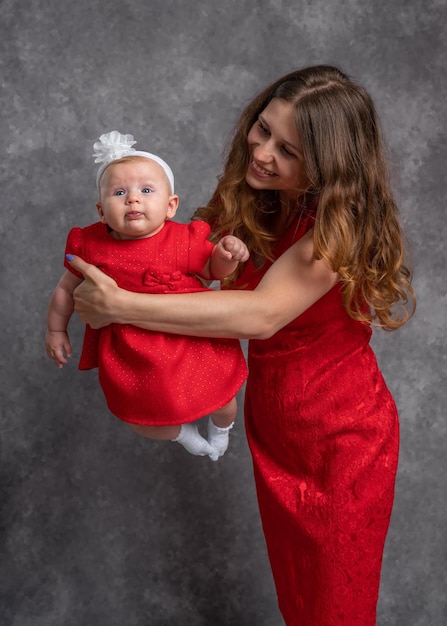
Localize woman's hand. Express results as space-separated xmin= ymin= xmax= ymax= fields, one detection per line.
xmin=68 ymin=256 xmax=120 ymax=328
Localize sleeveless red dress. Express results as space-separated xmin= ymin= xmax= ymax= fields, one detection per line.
xmin=65 ymin=220 xmax=247 ymax=425
xmin=235 ymin=208 xmax=399 ymax=625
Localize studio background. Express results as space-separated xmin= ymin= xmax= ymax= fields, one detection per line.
xmin=1 ymin=1 xmax=446 ymax=625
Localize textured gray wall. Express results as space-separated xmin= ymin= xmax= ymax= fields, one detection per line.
xmin=1 ymin=0 xmax=446 ymax=624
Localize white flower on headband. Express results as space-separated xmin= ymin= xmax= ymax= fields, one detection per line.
xmin=92 ymin=131 xmax=137 ymax=165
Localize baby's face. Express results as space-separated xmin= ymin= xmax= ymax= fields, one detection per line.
xmin=97 ymin=159 xmax=178 ymax=239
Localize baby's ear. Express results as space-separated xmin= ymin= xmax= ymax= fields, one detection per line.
xmin=167 ymin=194 xmax=179 ymax=218
xmin=96 ymin=202 xmax=106 ymax=222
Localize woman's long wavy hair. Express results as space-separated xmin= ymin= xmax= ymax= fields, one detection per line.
xmin=194 ymin=65 xmax=415 ymax=330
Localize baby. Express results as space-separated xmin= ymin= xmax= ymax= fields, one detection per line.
xmin=46 ymin=131 xmax=248 ymax=460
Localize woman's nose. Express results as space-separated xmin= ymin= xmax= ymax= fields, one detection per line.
xmin=255 ymin=140 xmax=274 ymax=163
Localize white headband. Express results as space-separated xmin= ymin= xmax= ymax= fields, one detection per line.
xmin=93 ymin=130 xmax=175 ymax=193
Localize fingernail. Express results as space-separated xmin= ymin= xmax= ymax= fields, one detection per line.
xmin=66 ymin=254 xmax=74 ymax=262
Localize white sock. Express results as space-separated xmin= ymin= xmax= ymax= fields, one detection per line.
xmin=172 ymin=423 xmax=215 ymax=457
xmin=207 ymin=418 xmax=234 ymax=462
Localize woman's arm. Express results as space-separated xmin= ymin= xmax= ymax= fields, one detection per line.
xmin=70 ymin=229 xmax=339 ymax=340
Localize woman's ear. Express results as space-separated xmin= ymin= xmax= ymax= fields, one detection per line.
xmin=167 ymin=194 xmax=179 ymax=218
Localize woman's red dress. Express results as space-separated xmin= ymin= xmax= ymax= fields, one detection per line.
xmin=236 ymin=209 xmax=399 ymax=626
xmin=65 ymin=220 xmax=247 ymax=425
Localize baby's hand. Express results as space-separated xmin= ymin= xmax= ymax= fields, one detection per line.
xmin=45 ymin=330 xmax=72 ymax=368
xmin=215 ymin=235 xmax=250 ymax=263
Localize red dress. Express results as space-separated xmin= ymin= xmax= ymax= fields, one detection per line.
xmin=65 ymin=220 xmax=247 ymax=425
xmin=236 ymin=209 xmax=399 ymax=626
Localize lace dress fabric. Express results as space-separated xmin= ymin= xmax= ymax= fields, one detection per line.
xmin=65 ymin=220 xmax=247 ymax=425
xmin=235 ymin=209 xmax=398 ymax=625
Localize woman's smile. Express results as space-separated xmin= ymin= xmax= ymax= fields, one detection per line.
xmin=250 ymin=158 xmax=276 ymax=178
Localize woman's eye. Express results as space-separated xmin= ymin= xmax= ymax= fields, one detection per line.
xmin=281 ymin=146 xmax=295 ymax=157
xmin=258 ymin=121 xmax=269 ymax=135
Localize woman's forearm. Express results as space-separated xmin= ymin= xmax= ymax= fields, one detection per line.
xmin=71 ymin=260 xmax=270 ymax=337
xmin=71 ymin=231 xmax=339 ymax=340
xmin=113 ymin=287 xmax=275 ymax=339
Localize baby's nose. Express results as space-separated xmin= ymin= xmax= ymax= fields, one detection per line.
xmin=127 ymin=190 xmax=140 ymax=202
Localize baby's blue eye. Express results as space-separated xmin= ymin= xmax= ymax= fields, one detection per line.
xmin=115 ymin=190 xmax=125 ymax=196
xmin=142 ymin=188 xmax=153 ymax=194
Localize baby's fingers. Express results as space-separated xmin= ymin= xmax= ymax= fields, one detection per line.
xmin=46 ymin=347 xmax=66 ymax=368
xmin=230 ymin=242 xmax=250 ymax=262
xmin=45 ymin=334 xmax=72 ymax=368
xmin=51 ymin=346 xmax=70 ymax=368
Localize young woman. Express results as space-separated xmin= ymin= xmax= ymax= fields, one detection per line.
xmin=68 ymin=65 xmax=415 ymax=625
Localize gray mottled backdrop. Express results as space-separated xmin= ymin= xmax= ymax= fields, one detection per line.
xmin=1 ymin=1 xmax=446 ymax=625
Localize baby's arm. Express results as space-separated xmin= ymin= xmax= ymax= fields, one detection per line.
xmin=201 ymin=235 xmax=249 ymax=281
xmin=45 ymin=270 xmax=83 ymax=368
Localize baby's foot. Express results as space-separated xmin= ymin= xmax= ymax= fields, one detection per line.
xmin=172 ymin=423 xmax=215 ymax=457
xmin=207 ymin=418 xmax=234 ymax=461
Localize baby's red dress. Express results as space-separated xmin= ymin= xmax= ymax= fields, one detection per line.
xmin=235 ymin=208 xmax=399 ymax=625
xmin=65 ymin=220 xmax=247 ymax=425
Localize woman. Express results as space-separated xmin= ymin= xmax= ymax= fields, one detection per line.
xmin=69 ymin=65 xmax=415 ymax=625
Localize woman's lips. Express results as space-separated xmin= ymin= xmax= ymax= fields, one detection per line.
xmin=250 ymin=159 xmax=275 ymax=178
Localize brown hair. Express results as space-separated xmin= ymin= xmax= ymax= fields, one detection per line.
xmin=194 ymin=65 xmax=415 ymax=330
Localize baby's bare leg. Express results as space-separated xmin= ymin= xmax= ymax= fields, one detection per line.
xmin=209 ymin=397 xmax=237 ymax=428
xmin=207 ymin=397 xmax=237 ymax=461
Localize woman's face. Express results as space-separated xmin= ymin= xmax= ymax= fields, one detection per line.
xmin=246 ymin=98 xmax=309 ymax=201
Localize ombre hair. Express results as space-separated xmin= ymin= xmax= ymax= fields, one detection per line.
xmin=194 ymin=65 xmax=415 ymax=330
